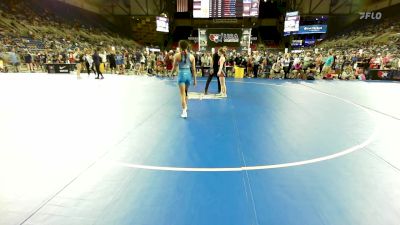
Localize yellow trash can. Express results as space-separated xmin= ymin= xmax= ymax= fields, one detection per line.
xmin=234 ymin=66 xmax=244 ymax=78
xmin=100 ymin=63 xmax=105 ymax=73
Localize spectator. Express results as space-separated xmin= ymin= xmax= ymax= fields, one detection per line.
xmin=9 ymin=49 xmax=20 ymax=72
xmin=73 ymin=48 xmax=84 ymax=79
xmin=0 ymin=52 xmax=7 ymax=72
xmin=84 ymin=49 xmax=96 ymax=76
xmin=282 ymin=53 xmax=291 ymax=79
xmin=165 ymin=50 xmax=174 ymax=77
xmin=24 ymin=50 xmax=34 ymax=72
xmin=99 ymin=49 xmax=107 ymax=74
xmin=107 ymin=51 xmax=117 ymax=74
xmin=115 ymin=51 xmax=124 ymax=75
xmin=270 ymin=61 xmax=284 ymax=79
xmin=253 ymin=51 xmax=261 ymax=78
xmin=92 ymin=48 xmax=103 ymax=79
xmin=322 ymin=50 xmax=335 ymax=77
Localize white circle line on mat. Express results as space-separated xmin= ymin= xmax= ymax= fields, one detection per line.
xmin=104 ymin=80 xmax=378 ymax=172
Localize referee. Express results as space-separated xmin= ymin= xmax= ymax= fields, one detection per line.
xmin=204 ymin=49 xmax=221 ymax=95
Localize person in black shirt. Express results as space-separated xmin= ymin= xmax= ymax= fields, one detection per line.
xmin=93 ymin=48 xmax=104 ymax=79
xmin=61 ymin=52 xmax=67 ymax=64
xmin=52 ymin=52 xmax=58 ymax=64
xmin=204 ymin=49 xmax=221 ymax=95
xmin=362 ymin=54 xmax=372 ymax=79
xmin=234 ymin=53 xmax=241 ymax=66
xmin=135 ymin=50 xmax=141 ymax=63
xmin=240 ymin=54 xmax=247 ymax=74
xmin=107 ymin=51 xmax=116 ymax=74
xmin=39 ymin=52 xmax=47 ymax=71
xmin=341 ymin=56 xmax=351 ymax=72
xmin=24 ymin=51 xmax=34 ymax=72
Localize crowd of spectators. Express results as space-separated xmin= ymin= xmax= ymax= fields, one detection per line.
xmin=2 ymin=43 xmax=400 ymax=81
xmin=320 ymin=16 xmax=400 ymax=49
xmin=194 ymin=46 xmax=400 ymax=80
xmin=30 ymin=46 xmax=397 ymax=81
xmin=0 ymin=0 xmax=138 ymax=73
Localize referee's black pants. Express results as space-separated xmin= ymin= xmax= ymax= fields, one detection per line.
xmin=204 ymin=69 xmax=221 ymax=94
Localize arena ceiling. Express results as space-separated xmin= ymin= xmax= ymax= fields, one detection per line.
xmin=60 ymin=0 xmax=400 ymax=17
xmin=58 ymin=0 xmax=169 ymax=16
xmin=56 ymin=0 xmax=400 ymax=46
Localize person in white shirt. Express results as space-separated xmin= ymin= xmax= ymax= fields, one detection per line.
xmin=271 ymin=61 xmax=284 ymax=79
xmin=303 ymin=52 xmax=313 ymax=70
xmin=140 ymin=53 xmax=146 ymax=74
xmin=200 ymin=52 xmax=210 ymax=77
xmin=84 ymin=49 xmax=96 ymax=76
xmin=293 ymin=54 xmax=301 ymax=66
xmin=207 ymin=52 xmax=213 ymax=68
xmin=253 ymin=51 xmax=261 ymax=78
xmin=370 ymin=53 xmax=383 ymax=69
xmin=398 ymin=55 xmax=400 ymax=69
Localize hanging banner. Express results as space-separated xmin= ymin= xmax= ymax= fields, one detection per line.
xmin=206 ymin=29 xmax=242 ymax=47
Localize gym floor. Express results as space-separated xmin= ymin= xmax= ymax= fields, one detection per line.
xmin=0 ymin=73 xmax=399 ymax=225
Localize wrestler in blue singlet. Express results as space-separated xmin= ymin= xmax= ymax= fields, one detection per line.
xmin=177 ymin=52 xmax=192 ymax=86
